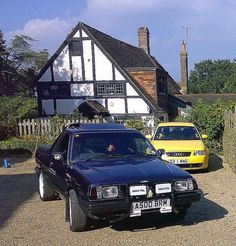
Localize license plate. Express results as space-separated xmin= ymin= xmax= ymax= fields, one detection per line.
xmin=130 ymin=199 xmax=171 ymax=217
xmin=169 ymin=159 xmax=188 ymax=164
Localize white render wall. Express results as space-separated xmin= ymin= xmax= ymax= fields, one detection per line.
xmin=83 ymin=40 xmax=93 ymax=81
xmin=126 ymin=83 xmax=139 ymax=96
xmin=115 ymin=68 xmax=125 ymax=80
xmin=71 ymin=56 xmax=82 ymax=81
xmin=127 ymin=98 xmax=149 ymax=113
xmin=53 ymin=45 xmax=71 ymax=81
xmin=70 ymin=83 xmax=94 ymax=97
xmin=94 ymin=44 xmax=113 ymax=81
xmin=108 ymin=98 xmax=125 ymax=114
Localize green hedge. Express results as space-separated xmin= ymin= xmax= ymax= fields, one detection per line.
xmin=0 ymin=135 xmax=53 ymax=156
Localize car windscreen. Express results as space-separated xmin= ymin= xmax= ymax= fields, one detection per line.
xmin=154 ymin=126 xmax=201 ymax=140
xmin=71 ymin=132 xmax=157 ymax=162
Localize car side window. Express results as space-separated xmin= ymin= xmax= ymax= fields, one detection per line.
xmin=52 ymin=132 xmax=70 ymax=159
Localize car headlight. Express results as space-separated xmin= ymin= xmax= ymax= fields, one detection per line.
xmin=96 ymin=186 xmax=119 ymax=199
xmin=175 ymin=179 xmax=195 ymax=192
xmin=194 ymin=150 xmax=206 ymax=156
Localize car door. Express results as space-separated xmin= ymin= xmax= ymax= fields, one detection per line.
xmin=49 ymin=131 xmax=71 ymax=193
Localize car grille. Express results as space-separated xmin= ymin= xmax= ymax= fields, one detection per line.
xmin=176 ymin=163 xmax=203 ymax=168
xmin=166 ymin=152 xmax=191 ymax=157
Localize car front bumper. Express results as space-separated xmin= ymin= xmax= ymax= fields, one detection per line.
xmin=79 ymin=190 xmax=201 ymax=220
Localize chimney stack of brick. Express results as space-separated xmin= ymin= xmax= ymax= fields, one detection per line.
xmin=138 ymin=27 xmax=150 ymax=54
xmin=180 ymin=41 xmax=188 ymax=94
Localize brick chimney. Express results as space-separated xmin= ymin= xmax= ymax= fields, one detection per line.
xmin=180 ymin=41 xmax=188 ymax=94
xmin=138 ymin=27 xmax=150 ymax=54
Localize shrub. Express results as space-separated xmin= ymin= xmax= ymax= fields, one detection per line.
xmin=0 ymin=96 xmax=38 ymax=140
xmin=0 ymin=135 xmax=54 ymax=155
xmin=124 ymin=117 xmax=156 ymax=135
xmin=176 ymin=99 xmax=235 ymax=153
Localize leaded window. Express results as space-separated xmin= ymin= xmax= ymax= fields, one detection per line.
xmin=96 ymin=83 xmax=124 ymax=96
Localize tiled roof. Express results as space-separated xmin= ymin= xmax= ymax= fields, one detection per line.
xmin=167 ymin=76 xmax=182 ymax=95
xmin=177 ymin=94 xmax=236 ymax=106
xmin=82 ymin=23 xmax=161 ymax=68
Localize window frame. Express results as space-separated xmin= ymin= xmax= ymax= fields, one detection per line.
xmin=96 ymin=83 xmax=125 ymax=96
xmin=69 ymin=40 xmax=81 ymax=56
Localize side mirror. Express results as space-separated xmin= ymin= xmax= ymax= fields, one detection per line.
xmin=53 ymin=152 xmax=67 ymax=166
xmin=145 ymin=135 xmax=152 ymax=140
xmin=53 ymin=153 xmax=63 ymax=161
xmin=201 ymin=134 xmax=208 ymax=139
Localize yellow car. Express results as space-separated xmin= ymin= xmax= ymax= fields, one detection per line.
xmin=150 ymin=122 xmax=209 ymax=171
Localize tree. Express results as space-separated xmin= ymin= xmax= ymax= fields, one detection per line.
xmin=0 ymin=30 xmax=6 ymax=54
xmin=0 ymin=96 xmax=38 ymax=140
xmin=222 ymin=62 xmax=236 ymax=93
xmin=0 ymin=33 xmax=49 ymax=96
xmin=188 ymin=59 xmax=234 ymax=94
xmin=175 ymin=99 xmax=235 ymax=153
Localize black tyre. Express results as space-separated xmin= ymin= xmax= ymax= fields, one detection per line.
xmin=68 ymin=190 xmax=89 ymax=232
xmin=38 ymin=172 xmax=56 ymax=201
xmin=172 ymin=208 xmax=188 ymax=221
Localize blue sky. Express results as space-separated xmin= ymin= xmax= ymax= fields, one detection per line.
xmin=1 ymin=0 xmax=236 ymax=82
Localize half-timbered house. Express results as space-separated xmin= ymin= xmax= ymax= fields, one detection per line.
xmin=36 ymin=22 xmax=184 ymax=121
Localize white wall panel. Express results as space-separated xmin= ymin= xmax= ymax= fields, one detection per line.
xmin=53 ymin=45 xmax=71 ymax=81
xmin=74 ymin=30 xmax=80 ymax=38
xmin=42 ymin=100 xmax=54 ymax=115
xmin=72 ymin=56 xmax=82 ymax=81
xmin=83 ymin=40 xmax=93 ymax=81
xmin=126 ymin=83 xmax=139 ymax=96
xmin=56 ymin=99 xmax=83 ymax=114
xmin=82 ymin=30 xmax=88 ymax=37
xmin=94 ymin=44 xmax=112 ymax=81
xmin=115 ymin=68 xmax=125 ymax=81
xmin=39 ymin=67 xmax=51 ymax=82
xmin=70 ymin=83 xmax=94 ymax=96
xmin=108 ymin=98 xmax=125 ymax=114
xmin=127 ymin=98 xmax=149 ymax=113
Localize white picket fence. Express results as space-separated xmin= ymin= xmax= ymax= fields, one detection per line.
xmin=18 ymin=117 xmax=106 ymax=137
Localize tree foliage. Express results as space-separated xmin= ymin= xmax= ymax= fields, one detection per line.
xmin=0 ymin=96 xmax=38 ymax=140
xmin=175 ymin=99 xmax=235 ymax=152
xmin=188 ymin=59 xmax=236 ymax=94
xmin=0 ymin=32 xmax=49 ymax=96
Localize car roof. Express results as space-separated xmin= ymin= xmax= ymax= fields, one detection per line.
xmin=65 ymin=123 xmax=139 ymax=133
xmin=158 ymin=122 xmax=195 ymax=127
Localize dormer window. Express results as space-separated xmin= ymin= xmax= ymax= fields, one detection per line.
xmin=158 ymin=76 xmax=167 ymax=94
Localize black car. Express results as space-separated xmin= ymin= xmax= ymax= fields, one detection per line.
xmin=35 ymin=123 xmax=201 ymax=232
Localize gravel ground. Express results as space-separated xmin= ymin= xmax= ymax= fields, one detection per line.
xmin=0 ymin=155 xmax=236 ymax=246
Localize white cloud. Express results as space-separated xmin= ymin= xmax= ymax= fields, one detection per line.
xmin=6 ymin=17 xmax=78 ymax=53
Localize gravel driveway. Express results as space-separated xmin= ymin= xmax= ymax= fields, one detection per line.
xmin=0 ymin=155 xmax=236 ymax=246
